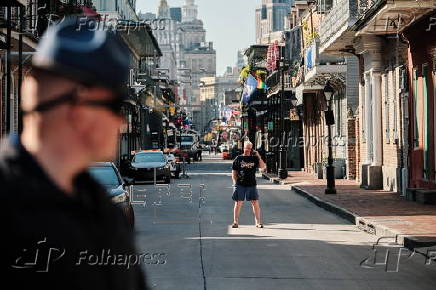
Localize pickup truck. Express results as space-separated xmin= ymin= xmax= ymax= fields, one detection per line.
xmin=177 ymin=133 xmax=200 ymax=162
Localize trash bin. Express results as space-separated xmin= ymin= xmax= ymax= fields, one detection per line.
xmin=266 ymin=152 xmax=276 ymax=174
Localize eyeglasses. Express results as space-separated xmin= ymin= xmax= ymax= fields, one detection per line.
xmin=24 ymin=89 xmax=125 ymax=117
xmin=78 ymin=99 xmax=124 ymax=116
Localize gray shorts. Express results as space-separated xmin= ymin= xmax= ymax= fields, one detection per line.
xmin=232 ymin=184 xmax=259 ymax=201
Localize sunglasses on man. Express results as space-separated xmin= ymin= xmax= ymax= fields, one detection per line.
xmin=23 ymin=89 xmax=125 ymax=117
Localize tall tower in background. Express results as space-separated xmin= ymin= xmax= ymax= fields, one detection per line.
xmin=182 ymin=0 xmax=198 ymax=22
xmin=158 ymin=0 xmax=170 ymax=18
xmin=141 ymin=0 xmax=216 ymax=130
xmin=170 ymin=7 xmax=182 ymax=22
xmin=255 ymin=0 xmax=292 ymax=44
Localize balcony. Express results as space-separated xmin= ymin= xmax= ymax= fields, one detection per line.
xmin=294 ymin=39 xmax=346 ymax=104
xmin=320 ymin=0 xmax=436 ymax=54
xmin=0 ymin=0 xmax=95 ymax=43
xmin=355 ymin=0 xmax=436 ymax=35
xmin=319 ymin=0 xmax=378 ymax=55
xmin=245 ymin=45 xmax=268 ymax=69
xmin=303 ymin=40 xmax=346 ymax=85
xmin=266 ymin=70 xmax=293 ymax=97
xmin=117 ymin=21 xmax=162 ymax=58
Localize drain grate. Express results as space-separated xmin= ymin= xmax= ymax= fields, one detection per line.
xmin=367 ymin=224 xmax=376 ymax=235
xmin=357 ymin=219 xmax=376 ymax=235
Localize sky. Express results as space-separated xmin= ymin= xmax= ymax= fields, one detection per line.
xmin=136 ymin=0 xmax=260 ymax=76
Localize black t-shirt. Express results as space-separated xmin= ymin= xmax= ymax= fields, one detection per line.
xmin=232 ymin=155 xmax=259 ymax=186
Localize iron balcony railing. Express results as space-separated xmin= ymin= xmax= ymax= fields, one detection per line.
xmin=303 ymin=39 xmax=345 ymax=75
xmin=266 ymin=70 xmax=292 ymax=95
xmin=319 ymin=0 xmax=379 ymax=47
xmin=1 ymin=0 xmax=94 ymax=41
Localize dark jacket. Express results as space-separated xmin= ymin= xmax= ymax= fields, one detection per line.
xmin=0 ymin=136 xmax=148 ymax=290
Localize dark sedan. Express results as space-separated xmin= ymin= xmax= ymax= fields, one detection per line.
xmin=88 ymin=162 xmax=135 ymax=228
xmin=130 ymin=151 xmax=171 ymax=184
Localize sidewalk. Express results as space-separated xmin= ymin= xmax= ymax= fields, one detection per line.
xmin=262 ymin=171 xmax=436 ymax=249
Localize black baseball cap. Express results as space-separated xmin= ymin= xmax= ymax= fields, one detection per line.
xmin=32 ymin=16 xmax=130 ymax=98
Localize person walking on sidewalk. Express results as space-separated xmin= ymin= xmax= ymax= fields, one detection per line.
xmin=231 ymin=141 xmax=266 ymax=228
xmin=1 ymin=18 xmax=148 ymax=290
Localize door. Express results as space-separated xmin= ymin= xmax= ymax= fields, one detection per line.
xmin=423 ymin=63 xmax=431 ymax=180
xmin=410 ymin=67 xmax=421 ymax=186
xmin=434 ymin=60 xmax=436 ymax=181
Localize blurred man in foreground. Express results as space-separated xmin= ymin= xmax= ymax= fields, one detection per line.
xmin=1 ymin=18 xmax=148 ymax=289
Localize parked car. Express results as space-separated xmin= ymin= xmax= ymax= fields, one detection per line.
xmin=165 ymin=152 xmax=181 ymax=179
xmin=88 ymin=162 xmax=135 ymax=228
xmin=130 ymin=150 xmax=171 ymax=184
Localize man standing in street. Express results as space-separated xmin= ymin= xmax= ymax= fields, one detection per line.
xmin=231 ymin=141 xmax=266 ymax=228
xmin=1 ymin=18 xmax=148 ymax=289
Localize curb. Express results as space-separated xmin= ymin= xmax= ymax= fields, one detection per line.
xmin=291 ymin=186 xmax=356 ymax=224
xmin=262 ymin=173 xmax=436 ymax=250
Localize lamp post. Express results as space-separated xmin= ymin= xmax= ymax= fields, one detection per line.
xmin=324 ymin=81 xmax=336 ymax=194
xmin=278 ymin=54 xmax=288 ymax=180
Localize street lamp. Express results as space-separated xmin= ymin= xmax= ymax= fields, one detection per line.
xmin=278 ymin=52 xmax=288 ymax=180
xmin=323 ymin=81 xmax=336 ymax=194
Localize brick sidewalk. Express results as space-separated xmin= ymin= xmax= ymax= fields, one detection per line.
xmin=263 ymin=171 xmax=436 ymax=248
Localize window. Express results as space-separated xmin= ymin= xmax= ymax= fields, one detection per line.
xmin=361 ymin=81 xmax=365 ymax=142
xmin=366 ymin=73 xmax=373 ymax=160
xmin=392 ymin=67 xmax=398 ymax=143
xmin=89 ymin=166 xmax=120 ymax=186
xmin=317 ymin=0 xmax=333 ymax=13
xmin=423 ymin=63 xmax=430 ymax=179
xmin=261 ymin=5 xmax=267 ymax=20
xmin=433 ymin=60 xmax=436 ymax=178
xmin=335 ymin=94 xmax=342 ymax=137
xmin=413 ymin=67 xmax=419 ymax=148
xmin=134 ymin=153 xmax=165 ymax=163
xmin=383 ymin=73 xmax=390 ymax=143
xmin=176 ymin=136 xmax=194 ymax=143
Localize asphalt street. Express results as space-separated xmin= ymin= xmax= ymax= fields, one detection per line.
xmin=132 ymin=152 xmax=436 ymax=290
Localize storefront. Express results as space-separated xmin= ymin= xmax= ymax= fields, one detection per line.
xmin=404 ymin=12 xmax=436 ymax=189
